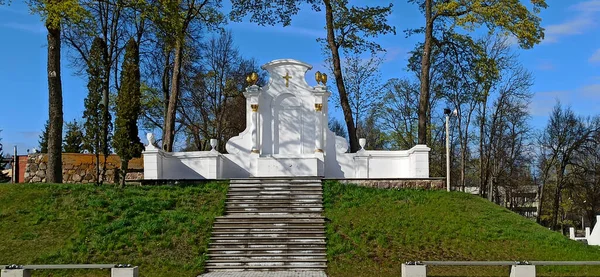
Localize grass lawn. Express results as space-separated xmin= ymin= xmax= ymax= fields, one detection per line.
xmin=0 ymin=182 xmax=228 ymax=277
xmin=323 ymin=181 xmax=600 ymax=277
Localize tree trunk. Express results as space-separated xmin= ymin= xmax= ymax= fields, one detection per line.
xmin=324 ymin=0 xmax=359 ymax=152
xmin=418 ymin=0 xmax=433 ymax=145
xmin=119 ymin=159 xmax=128 ymax=187
xmin=101 ymin=50 xmax=110 ymax=185
xmin=552 ymin=165 xmax=565 ymax=230
xmin=163 ymin=38 xmax=184 ymax=152
xmin=479 ymin=100 xmax=487 ymax=197
xmin=536 ymin=179 xmax=544 ymax=224
xmin=46 ymin=22 xmax=63 ymax=184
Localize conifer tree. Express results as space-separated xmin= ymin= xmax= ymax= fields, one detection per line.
xmin=63 ymin=120 xmax=84 ymax=153
xmin=83 ymin=37 xmax=107 ymax=185
xmin=113 ymin=38 xmax=143 ymax=187
xmin=0 ymin=131 xmax=10 ymax=183
xmin=38 ymin=120 xmax=49 ymax=153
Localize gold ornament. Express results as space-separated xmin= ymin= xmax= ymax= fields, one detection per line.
xmin=315 ymin=71 xmax=323 ymax=85
xmin=251 ymin=104 xmax=259 ymax=112
xmin=321 ymin=73 xmax=328 ymax=85
xmin=246 ymin=72 xmax=258 ymax=86
xmin=315 ymin=104 xmax=323 ymax=112
xmin=282 ymin=72 xmax=292 ymax=87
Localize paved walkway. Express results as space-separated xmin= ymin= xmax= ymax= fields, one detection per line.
xmin=199 ymin=271 xmax=327 ymax=277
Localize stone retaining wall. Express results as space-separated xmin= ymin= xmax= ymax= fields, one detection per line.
xmin=24 ymin=153 xmax=143 ymax=184
xmin=333 ymin=178 xmax=445 ymax=190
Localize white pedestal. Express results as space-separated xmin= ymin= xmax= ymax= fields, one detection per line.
xmin=1 ymin=269 xmax=31 ymax=277
xmin=510 ymin=265 xmax=535 ymax=277
xmin=401 ymin=264 xmax=427 ymax=277
xmin=111 ymin=267 xmax=139 ymax=277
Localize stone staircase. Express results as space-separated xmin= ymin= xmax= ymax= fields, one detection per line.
xmin=205 ymin=178 xmax=327 ymax=272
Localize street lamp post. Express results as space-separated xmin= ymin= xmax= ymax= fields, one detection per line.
xmin=444 ymin=108 xmax=456 ymax=192
xmin=444 ymin=108 xmax=451 ymax=192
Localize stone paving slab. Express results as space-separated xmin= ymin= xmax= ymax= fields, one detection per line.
xmin=199 ymin=271 xmax=327 ymax=277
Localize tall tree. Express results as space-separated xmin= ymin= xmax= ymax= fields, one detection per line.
xmin=229 ymin=0 xmax=395 ymax=152
xmin=156 ymin=0 xmax=225 ymax=152
xmin=336 ymin=53 xmax=384 ymax=135
xmin=63 ymin=120 xmax=84 ymax=153
xmin=407 ymin=0 xmax=547 ymax=145
xmin=38 ymin=120 xmax=49 ymax=153
xmin=179 ymin=31 xmax=260 ymax=152
xmin=0 ymin=131 xmax=10 ymax=183
xmin=539 ymin=103 xmax=596 ymax=230
xmin=113 ymin=38 xmax=144 ymax=187
xmin=83 ymin=37 xmax=108 ymax=185
xmin=27 ymin=0 xmax=88 ymax=183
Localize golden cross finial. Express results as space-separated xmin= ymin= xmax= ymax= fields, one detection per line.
xmin=282 ymin=72 xmax=292 ymax=87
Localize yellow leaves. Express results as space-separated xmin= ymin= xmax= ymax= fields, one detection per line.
xmin=432 ymin=0 xmax=546 ymax=49
xmin=27 ymin=0 xmax=89 ymax=29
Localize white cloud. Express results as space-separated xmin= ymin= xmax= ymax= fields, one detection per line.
xmin=543 ymin=1 xmax=600 ymax=43
xmin=230 ymin=22 xmax=324 ymax=38
xmin=531 ymin=84 xmax=600 ymax=116
xmin=536 ymin=60 xmax=555 ymax=71
xmin=571 ymin=0 xmax=600 ymax=12
xmin=0 ymin=22 xmax=45 ymax=34
xmin=581 ymin=84 xmax=600 ymax=97
xmin=589 ymin=49 xmax=600 ymax=64
xmin=529 ymin=91 xmax=571 ymax=116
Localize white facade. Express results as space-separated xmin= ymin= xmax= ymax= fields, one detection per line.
xmin=143 ymin=59 xmax=430 ymax=179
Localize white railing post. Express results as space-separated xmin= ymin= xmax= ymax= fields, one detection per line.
xmin=111 ymin=266 xmax=139 ymax=277
xmin=509 ymin=265 xmax=535 ymax=277
xmin=1 ymin=269 xmax=31 ymax=277
xmin=401 ymin=263 xmax=427 ymax=277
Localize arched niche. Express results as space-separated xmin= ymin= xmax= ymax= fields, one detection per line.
xmin=271 ymin=93 xmax=315 ymax=155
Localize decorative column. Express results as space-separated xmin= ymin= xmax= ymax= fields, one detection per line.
xmin=251 ymin=103 xmax=259 ymax=153
xmin=314 ymin=102 xmax=323 ymax=153
xmin=244 ymin=78 xmax=260 ymax=154
xmin=312 ymin=72 xmax=329 ymax=154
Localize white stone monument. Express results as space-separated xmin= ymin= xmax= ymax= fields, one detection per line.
xmin=143 ymin=59 xmax=431 ymax=179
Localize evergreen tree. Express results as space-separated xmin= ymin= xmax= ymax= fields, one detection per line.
xmin=38 ymin=120 xmax=49 ymax=153
xmin=63 ymin=120 xmax=84 ymax=153
xmin=83 ymin=37 xmax=107 ymax=185
xmin=113 ymin=38 xmax=143 ymax=187
xmin=0 ymin=130 xmax=10 ymax=183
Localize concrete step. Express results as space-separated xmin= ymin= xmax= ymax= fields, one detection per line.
xmin=209 ymin=241 xmax=326 ymax=246
xmin=214 ymin=220 xmax=324 ymax=225
xmin=224 ymin=212 xmax=323 ymax=216
xmin=227 ymin=191 xmax=323 ymax=196
xmin=211 ymin=234 xmax=324 ymax=239
xmin=225 ymin=202 xmax=323 ymax=208
xmin=229 ymin=186 xmax=323 ymax=190
xmin=216 ymin=215 xmax=324 ymax=219
xmin=212 ymin=227 xmax=325 ymax=232
xmin=207 ymin=247 xmax=326 ymax=252
xmin=207 ymin=257 xmax=327 ymax=264
xmin=212 ymin=230 xmax=324 ymax=235
xmin=206 ymin=265 xmax=326 ymax=270
xmin=205 ymin=265 xmax=327 ymax=271
xmin=225 ymin=209 xmax=323 ymax=213
xmin=212 ymin=235 xmax=325 ymax=239
xmin=226 ymin=199 xmax=323 ymax=204
xmin=207 ymin=252 xmax=325 ymax=257
xmin=227 ymin=194 xmax=322 ymax=198
xmin=230 ymin=178 xmax=322 ymax=184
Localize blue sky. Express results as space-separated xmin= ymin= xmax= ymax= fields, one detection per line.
xmin=1 ymin=0 xmax=599 ymax=154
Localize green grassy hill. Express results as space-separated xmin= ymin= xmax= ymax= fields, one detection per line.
xmin=2 ymin=181 xmax=600 ymax=277
xmin=323 ymin=181 xmax=600 ymax=276
xmin=0 ymin=182 xmax=228 ymax=277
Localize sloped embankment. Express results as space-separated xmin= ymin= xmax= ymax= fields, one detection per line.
xmin=0 ymin=182 xmax=228 ymax=277
xmin=323 ymin=181 xmax=600 ymax=277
